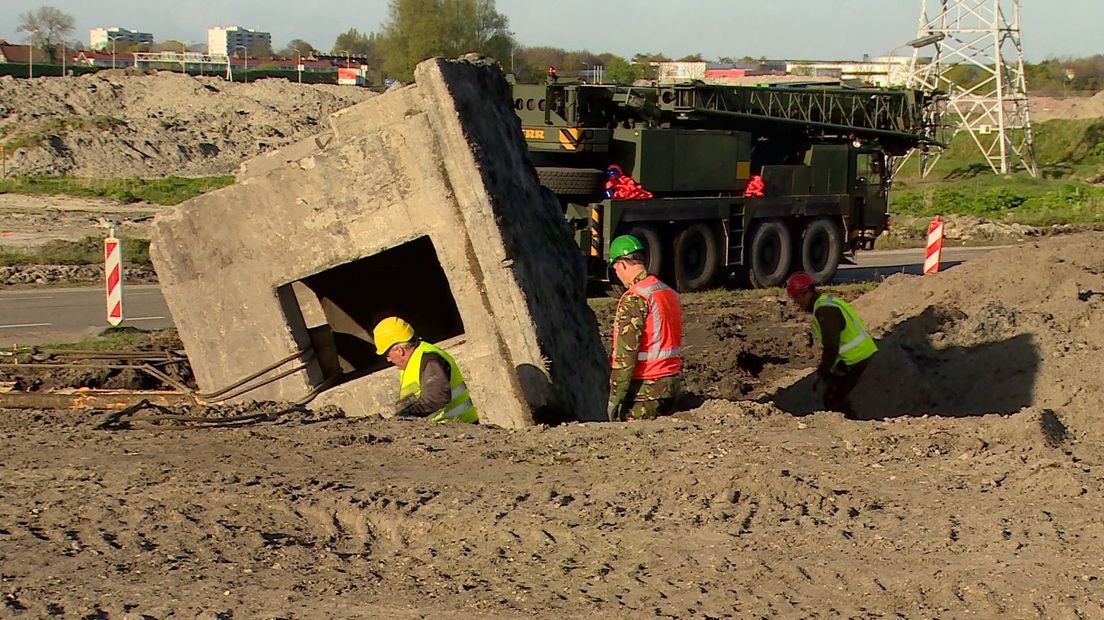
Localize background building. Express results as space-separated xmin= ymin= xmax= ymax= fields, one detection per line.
xmin=207 ymin=26 xmax=271 ymax=57
xmin=89 ymin=27 xmax=153 ymax=51
xmin=786 ymin=56 xmax=921 ymax=87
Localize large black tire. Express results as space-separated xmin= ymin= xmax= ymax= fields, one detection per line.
xmin=673 ymin=222 xmax=721 ymax=292
xmin=799 ymin=217 xmax=843 ymax=285
xmin=748 ymin=219 xmax=793 ymax=288
xmin=621 ymin=223 xmax=664 ymax=277
xmin=536 ymin=167 xmax=604 ymax=197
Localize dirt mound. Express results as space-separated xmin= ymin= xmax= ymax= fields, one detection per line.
xmin=0 ymin=72 xmax=373 ymax=178
xmin=1031 ymin=91 xmax=1104 ymax=122
xmin=592 ymin=293 xmax=818 ymax=402
xmin=769 ymin=232 xmax=1104 ymax=425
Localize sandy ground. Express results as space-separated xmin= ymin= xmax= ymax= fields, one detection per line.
xmin=0 ymin=193 xmax=160 ymax=248
xmin=1 ymin=403 xmax=1099 ymax=619
xmin=5 ymin=233 xmax=1104 ymax=617
xmin=0 ymin=72 xmax=374 ymax=178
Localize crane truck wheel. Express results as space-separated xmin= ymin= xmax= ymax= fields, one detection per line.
xmin=748 ymin=219 xmax=793 ymax=288
xmin=799 ymin=217 xmax=843 ymax=284
xmin=619 ymin=224 xmax=664 ymax=277
xmin=673 ymin=222 xmax=721 ymax=292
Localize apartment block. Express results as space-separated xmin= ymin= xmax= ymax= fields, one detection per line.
xmin=89 ymin=27 xmax=153 ymax=51
xmin=207 ymin=26 xmax=271 ymax=57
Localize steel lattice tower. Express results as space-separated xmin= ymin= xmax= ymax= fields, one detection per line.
xmin=905 ymin=0 xmax=1037 ymax=176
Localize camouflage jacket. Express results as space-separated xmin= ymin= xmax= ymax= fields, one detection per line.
xmin=608 ymin=271 xmax=679 ymax=410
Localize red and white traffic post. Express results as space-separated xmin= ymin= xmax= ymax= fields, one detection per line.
xmin=104 ymin=228 xmax=124 ymax=326
xmin=924 ymin=215 xmax=944 ymax=275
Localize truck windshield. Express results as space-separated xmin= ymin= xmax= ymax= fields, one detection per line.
xmin=855 ymin=152 xmax=885 ymax=185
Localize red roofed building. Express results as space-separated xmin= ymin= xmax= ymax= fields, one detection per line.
xmin=0 ymin=42 xmax=68 ymax=64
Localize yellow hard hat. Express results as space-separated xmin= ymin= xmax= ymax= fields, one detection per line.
xmin=373 ymin=316 xmax=415 ymax=355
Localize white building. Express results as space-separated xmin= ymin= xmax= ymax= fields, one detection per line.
xmin=89 ymin=27 xmax=153 ymax=51
xmin=207 ymin=26 xmax=271 ymax=57
xmin=786 ymin=56 xmax=922 ymax=88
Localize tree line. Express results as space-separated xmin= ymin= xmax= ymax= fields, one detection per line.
xmin=15 ymin=1 xmax=1104 ymax=93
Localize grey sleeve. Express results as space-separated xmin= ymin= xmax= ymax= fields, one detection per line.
xmin=397 ymin=353 xmax=453 ymax=417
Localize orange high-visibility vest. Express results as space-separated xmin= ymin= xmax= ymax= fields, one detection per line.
xmin=613 ymin=274 xmax=683 ymax=380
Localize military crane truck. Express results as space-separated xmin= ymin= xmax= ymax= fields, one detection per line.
xmin=511 ymin=78 xmax=936 ymax=291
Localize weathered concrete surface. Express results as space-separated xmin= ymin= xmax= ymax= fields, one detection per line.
xmin=150 ymin=57 xmax=608 ymax=427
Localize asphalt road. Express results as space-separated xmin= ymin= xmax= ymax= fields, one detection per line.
xmin=0 ymin=245 xmax=1003 ymax=347
xmin=0 ymin=284 xmax=172 ymax=347
xmin=834 ymin=243 xmax=1001 ymax=283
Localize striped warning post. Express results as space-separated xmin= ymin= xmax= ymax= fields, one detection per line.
xmin=589 ymin=208 xmax=601 ymax=257
xmin=924 ymin=215 xmax=944 ymax=275
xmin=104 ymin=231 xmax=124 ymax=326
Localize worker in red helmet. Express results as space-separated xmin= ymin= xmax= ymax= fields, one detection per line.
xmin=786 ymin=272 xmax=877 ymax=419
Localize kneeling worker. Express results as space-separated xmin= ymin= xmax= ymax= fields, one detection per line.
xmin=373 ymin=317 xmax=479 ymax=424
xmin=606 ymin=234 xmax=683 ymax=421
xmin=785 ymin=272 xmax=877 ymax=419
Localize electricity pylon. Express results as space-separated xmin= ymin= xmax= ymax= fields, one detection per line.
xmin=904 ymin=0 xmax=1037 ymax=177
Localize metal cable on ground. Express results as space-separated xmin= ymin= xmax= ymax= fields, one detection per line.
xmin=195 ymin=348 xmax=316 ymax=401
xmin=2 ymin=347 xmax=317 ymax=403
xmin=96 ymin=375 xmax=341 ymax=431
xmin=0 ymin=360 xmax=195 ymax=394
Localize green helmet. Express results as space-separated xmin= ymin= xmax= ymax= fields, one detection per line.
xmin=608 ymin=234 xmax=645 ymax=266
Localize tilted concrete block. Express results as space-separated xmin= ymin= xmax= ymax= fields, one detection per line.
xmin=150 ymin=57 xmax=608 ymax=427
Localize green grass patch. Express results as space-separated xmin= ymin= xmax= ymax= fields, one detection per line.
xmin=890 ymin=176 xmax=1104 ymax=225
xmin=0 ymin=175 xmax=234 ymax=205
xmin=888 ymin=116 xmax=1104 ymax=226
xmin=0 ymin=236 xmax=151 ymax=267
xmin=36 ymin=328 xmax=177 ymax=353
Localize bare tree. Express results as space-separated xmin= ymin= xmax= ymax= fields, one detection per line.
xmin=18 ymin=5 xmax=75 ymax=61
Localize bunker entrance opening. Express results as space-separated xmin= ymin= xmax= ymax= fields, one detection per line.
xmin=278 ymin=235 xmax=465 ymax=385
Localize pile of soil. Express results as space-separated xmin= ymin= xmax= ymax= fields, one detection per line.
xmin=841 ymin=232 xmax=1104 ymax=429
xmin=0 ymin=71 xmax=374 ymax=178
xmin=1031 ymin=91 xmax=1104 ymax=122
xmin=592 ymin=293 xmax=820 ymax=401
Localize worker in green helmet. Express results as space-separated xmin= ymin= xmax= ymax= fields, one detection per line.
xmin=605 ymin=234 xmax=683 ymax=421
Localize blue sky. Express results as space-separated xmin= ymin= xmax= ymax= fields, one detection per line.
xmin=2 ymin=0 xmax=1100 ymax=62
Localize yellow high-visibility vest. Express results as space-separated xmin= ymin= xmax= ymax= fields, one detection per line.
xmin=399 ymin=341 xmax=478 ymax=424
xmin=812 ymin=294 xmax=877 ymax=368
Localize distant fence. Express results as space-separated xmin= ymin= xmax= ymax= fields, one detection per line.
xmin=0 ymin=64 xmax=99 ymax=78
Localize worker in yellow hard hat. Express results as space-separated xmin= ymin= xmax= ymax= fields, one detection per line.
xmin=372 ymin=317 xmax=479 ymax=424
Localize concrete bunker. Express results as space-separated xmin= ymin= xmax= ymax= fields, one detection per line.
xmin=150 ymin=56 xmax=609 ymax=427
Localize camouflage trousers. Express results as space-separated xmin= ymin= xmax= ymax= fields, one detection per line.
xmin=612 ymin=376 xmax=682 ymax=421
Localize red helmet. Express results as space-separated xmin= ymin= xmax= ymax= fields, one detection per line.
xmin=786 ymin=272 xmax=814 ymax=298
